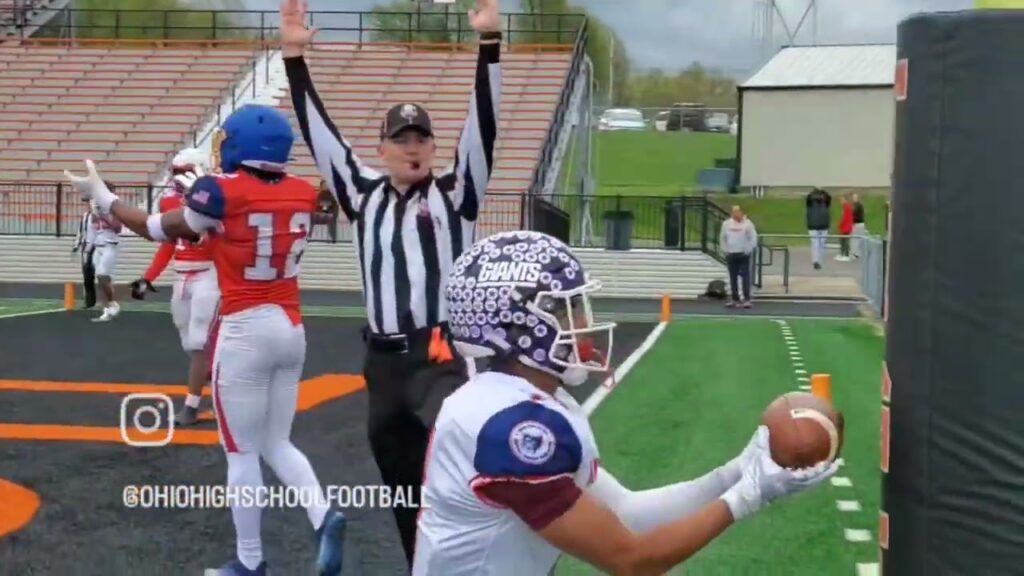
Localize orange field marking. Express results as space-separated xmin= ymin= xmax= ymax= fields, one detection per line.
xmin=0 ymin=380 xmax=213 ymax=396
xmin=0 ymin=424 xmax=221 ymax=445
xmin=0 ymin=479 xmax=41 ymax=538
xmin=0 ymin=374 xmax=365 ymax=445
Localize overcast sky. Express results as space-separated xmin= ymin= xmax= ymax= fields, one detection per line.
xmin=239 ymin=0 xmax=975 ymax=77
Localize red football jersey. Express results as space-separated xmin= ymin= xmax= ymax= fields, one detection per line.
xmin=186 ymin=171 xmax=319 ymax=325
xmin=159 ymin=193 xmax=213 ymax=264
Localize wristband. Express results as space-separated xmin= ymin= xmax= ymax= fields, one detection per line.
xmin=480 ymin=31 xmax=502 ymax=41
xmin=147 ymin=213 xmax=167 ymax=242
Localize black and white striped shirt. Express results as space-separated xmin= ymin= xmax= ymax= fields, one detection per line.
xmin=74 ymin=210 xmax=95 ymax=253
xmin=285 ymin=42 xmax=501 ymax=335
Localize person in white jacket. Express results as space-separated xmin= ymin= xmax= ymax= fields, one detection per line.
xmin=719 ymin=205 xmax=758 ymax=308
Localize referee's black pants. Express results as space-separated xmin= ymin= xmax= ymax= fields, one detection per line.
xmin=81 ymin=247 xmax=97 ymax=308
xmin=362 ymin=323 xmax=468 ymax=569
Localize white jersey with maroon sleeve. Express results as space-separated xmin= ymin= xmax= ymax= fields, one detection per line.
xmin=413 ymin=370 xmax=600 ymax=576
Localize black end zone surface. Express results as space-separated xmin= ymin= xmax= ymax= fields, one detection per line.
xmin=0 ymin=310 xmax=654 ymax=575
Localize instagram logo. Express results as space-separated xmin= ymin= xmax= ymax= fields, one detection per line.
xmin=120 ymin=393 xmax=175 ymax=447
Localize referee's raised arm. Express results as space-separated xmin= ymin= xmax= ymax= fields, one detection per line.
xmin=279 ymin=0 xmax=381 ymax=222
xmin=276 ymin=0 xmax=507 ymax=571
xmin=442 ymin=26 xmax=502 ymax=223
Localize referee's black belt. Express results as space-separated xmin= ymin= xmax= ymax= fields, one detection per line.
xmin=363 ymin=323 xmax=454 ymax=361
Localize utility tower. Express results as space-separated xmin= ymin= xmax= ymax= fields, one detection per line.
xmin=753 ymin=0 xmax=819 ymax=57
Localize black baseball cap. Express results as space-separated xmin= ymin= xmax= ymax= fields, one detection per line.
xmin=381 ymin=103 xmax=433 ymax=140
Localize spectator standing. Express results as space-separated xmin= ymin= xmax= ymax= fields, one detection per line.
xmin=806 ymin=187 xmax=831 ymax=270
xmin=837 ymin=195 xmax=853 ymax=261
xmin=720 ymin=205 xmax=758 ymax=308
xmin=851 ymin=192 xmax=867 ymax=258
xmin=72 ymin=198 xmax=97 ymax=309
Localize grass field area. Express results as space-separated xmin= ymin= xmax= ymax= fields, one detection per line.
xmin=571 ymin=130 xmax=890 ymax=246
xmin=710 ymin=194 xmax=890 ymax=246
xmin=593 ymin=131 xmax=737 ymax=196
xmin=556 ymin=318 xmax=884 ymax=575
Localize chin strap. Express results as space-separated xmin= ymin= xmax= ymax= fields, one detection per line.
xmin=428 ymin=326 xmax=454 ymax=363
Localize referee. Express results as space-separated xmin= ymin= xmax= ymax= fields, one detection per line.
xmin=279 ymin=0 xmax=502 ymax=567
xmin=72 ymin=198 xmax=97 ymax=309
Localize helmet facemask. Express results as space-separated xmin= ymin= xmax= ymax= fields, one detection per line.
xmin=522 ymin=279 xmax=615 ymax=387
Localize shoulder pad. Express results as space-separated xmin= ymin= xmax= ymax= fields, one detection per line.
xmin=185 ymin=175 xmax=227 ymax=219
xmin=474 ymin=400 xmax=582 ymax=480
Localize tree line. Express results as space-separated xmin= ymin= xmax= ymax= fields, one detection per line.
xmin=369 ymin=0 xmax=735 ymax=110
xmin=40 ymin=0 xmax=737 ymax=109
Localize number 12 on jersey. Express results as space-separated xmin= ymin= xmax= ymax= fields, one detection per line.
xmin=244 ymin=212 xmax=311 ymax=281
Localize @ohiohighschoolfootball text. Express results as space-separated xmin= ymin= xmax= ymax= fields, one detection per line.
xmin=122 ymin=484 xmax=427 ymax=510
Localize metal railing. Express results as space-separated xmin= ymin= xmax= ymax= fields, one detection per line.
xmin=0 ymin=0 xmax=46 ymax=28
xmin=753 ymin=243 xmax=791 ymax=293
xmin=751 ymin=232 xmax=884 ymax=302
xmin=20 ymin=8 xmax=585 ymax=45
xmin=858 ymin=235 xmax=887 ymax=314
xmin=527 ymin=16 xmax=588 ymax=199
xmin=0 ymin=185 xmax=734 ymax=256
xmin=541 ymin=193 xmax=730 ymax=254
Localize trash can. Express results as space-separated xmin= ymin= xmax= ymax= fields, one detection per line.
xmin=603 ymin=210 xmax=634 ymax=250
xmin=663 ymin=199 xmax=684 ymax=248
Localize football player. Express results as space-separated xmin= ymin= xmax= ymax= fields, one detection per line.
xmin=413 ymin=230 xmax=839 ymax=575
xmin=65 ymin=104 xmax=346 ymax=576
xmin=89 ymin=189 xmax=122 ymax=323
xmin=131 ymin=147 xmax=220 ymax=426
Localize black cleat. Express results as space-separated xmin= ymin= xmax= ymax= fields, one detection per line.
xmin=174 ymin=405 xmax=199 ymax=426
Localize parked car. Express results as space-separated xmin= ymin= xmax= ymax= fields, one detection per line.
xmin=705 ymin=112 xmax=730 ymax=133
xmin=598 ymin=108 xmax=647 ymax=131
xmin=655 ymin=110 xmax=670 ymax=131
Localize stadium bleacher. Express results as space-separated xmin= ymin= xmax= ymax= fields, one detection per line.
xmin=281 ymin=45 xmax=572 ymax=238
xmin=0 ymin=43 xmax=258 ymax=184
xmin=0 ymin=37 xmax=572 ymax=238
xmin=282 ymin=45 xmax=570 ymax=192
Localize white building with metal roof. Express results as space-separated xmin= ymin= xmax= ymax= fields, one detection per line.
xmin=738 ymin=44 xmax=897 ymax=189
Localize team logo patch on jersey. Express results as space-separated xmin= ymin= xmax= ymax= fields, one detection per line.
xmin=509 ymin=420 xmax=556 ymax=465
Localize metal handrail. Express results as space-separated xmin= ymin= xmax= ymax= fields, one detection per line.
xmin=14 ymin=7 xmax=586 ymax=44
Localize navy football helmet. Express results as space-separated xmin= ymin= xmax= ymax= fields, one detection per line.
xmin=446 ymin=231 xmax=615 ymax=386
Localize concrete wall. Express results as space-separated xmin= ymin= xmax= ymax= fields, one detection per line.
xmin=0 ymin=237 xmax=726 ymax=299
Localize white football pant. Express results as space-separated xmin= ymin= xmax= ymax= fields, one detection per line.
xmin=210 ymin=304 xmax=330 ymax=568
xmin=170 ymin=267 xmax=220 ymax=352
xmin=91 ymin=243 xmax=120 ymax=278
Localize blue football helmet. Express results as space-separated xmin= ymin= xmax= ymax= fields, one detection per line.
xmin=447 ymin=231 xmax=615 ymax=386
xmin=218 ymin=104 xmax=294 ymax=174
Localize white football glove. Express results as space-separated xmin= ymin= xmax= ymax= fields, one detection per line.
xmin=64 ymin=160 xmax=118 ymax=214
xmin=173 ymin=164 xmax=206 ymax=194
xmin=720 ymin=428 xmax=761 ymax=486
xmin=720 ymin=425 xmax=839 ymax=521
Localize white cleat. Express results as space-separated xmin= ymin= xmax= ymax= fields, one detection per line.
xmin=91 ymin=304 xmax=119 ymax=322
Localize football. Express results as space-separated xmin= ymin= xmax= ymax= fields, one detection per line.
xmin=761 ymin=392 xmax=844 ymax=469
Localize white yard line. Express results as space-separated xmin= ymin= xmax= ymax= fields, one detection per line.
xmin=776 ymin=320 xmax=873 ymax=572
xmin=0 ymin=307 xmax=64 ymax=320
xmin=844 ymin=529 xmax=872 ymax=543
xmin=581 ymin=322 xmax=667 ymax=416
xmin=857 ymin=563 xmax=880 ymax=576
